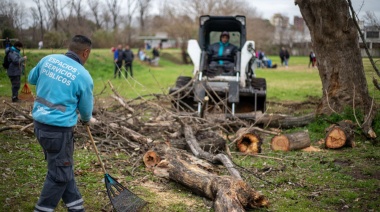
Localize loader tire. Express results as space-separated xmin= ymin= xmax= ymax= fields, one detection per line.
xmin=175 ymin=76 xmax=192 ymax=88
xmin=251 ymin=78 xmax=266 ymax=90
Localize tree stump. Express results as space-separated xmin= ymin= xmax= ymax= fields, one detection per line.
xmin=325 ymin=120 xmax=355 ymax=149
xmin=235 ymin=128 xmax=262 ymax=154
xmin=271 ymin=131 xmax=311 ymax=151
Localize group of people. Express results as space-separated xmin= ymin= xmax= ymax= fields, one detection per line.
xmin=113 ymin=44 xmax=134 ymax=78
xmin=256 ymin=50 xmax=277 ymax=69
xmin=137 ymin=46 xmax=160 ymax=66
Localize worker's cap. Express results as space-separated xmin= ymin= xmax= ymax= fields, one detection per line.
xmin=220 ymin=31 xmax=230 ymax=39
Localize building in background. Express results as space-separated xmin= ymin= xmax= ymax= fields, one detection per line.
xmin=358 ymin=21 xmax=380 ymax=57
xmin=271 ymin=14 xmax=311 ymax=56
xmin=138 ymin=32 xmax=176 ymax=49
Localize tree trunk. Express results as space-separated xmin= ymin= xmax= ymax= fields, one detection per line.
xmin=295 ymin=0 xmax=377 ymax=138
xmin=271 ymin=131 xmax=311 ymax=151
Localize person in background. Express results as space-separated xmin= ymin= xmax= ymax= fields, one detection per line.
xmin=207 ymin=31 xmax=238 ymax=72
xmin=6 ymin=41 xmax=27 ymax=102
xmin=284 ymin=48 xmax=290 ymax=67
xmin=123 ymin=45 xmax=134 ymax=78
xmin=28 ymin=35 xmax=95 ymax=212
xmin=309 ymin=51 xmax=317 ymax=68
xmin=38 ymin=41 xmax=43 ymax=50
xmin=114 ymin=44 xmax=123 ymax=78
xmin=3 ymin=37 xmax=11 ymax=52
xmin=151 ymin=47 xmax=160 ymax=66
xmin=138 ymin=47 xmax=150 ymax=62
xmin=279 ymin=47 xmax=286 ymax=66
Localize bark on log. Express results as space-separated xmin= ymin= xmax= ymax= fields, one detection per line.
xmin=235 ymin=128 xmax=263 ymax=154
xmin=256 ymin=113 xmax=315 ymax=128
xmin=153 ymin=148 xmax=269 ymax=211
xmin=271 ymin=131 xmax=311 ymax=151
xmin=183 ymin=124 xmax=241 ymax=179
xmin=325 ymin=120 xmax=355 ymax=149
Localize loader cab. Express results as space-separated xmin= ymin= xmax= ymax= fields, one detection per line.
xmin=198 ymin=15 xmax=247 ymax=76
xmin=198 ymin=15 xmax=247 ymax=51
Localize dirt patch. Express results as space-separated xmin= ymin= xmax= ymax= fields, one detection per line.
xmin=334 ymin=158 xmax=380 ymax=180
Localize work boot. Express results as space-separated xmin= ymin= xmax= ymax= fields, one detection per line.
xmin=12 ymin=96 xmax=19 ymax=102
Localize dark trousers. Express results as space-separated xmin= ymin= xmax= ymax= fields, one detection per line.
xmin=114 ymin=62 xmax=122 ymax=78
xmin=9 ymin=75 xmax=20 ymax=99
xmin=34 ymin=121 xmax=84 ymax=212
xmin=125 ymin=62 xmax=133 ymax=78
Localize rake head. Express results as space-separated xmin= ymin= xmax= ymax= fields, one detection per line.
xmin=19 ymin=83 xmax=35 ymax=102
xmin=21 ymin=83 xmax=32 ymax=94
xmin=105 ymin=174 xmax=147 ymax=212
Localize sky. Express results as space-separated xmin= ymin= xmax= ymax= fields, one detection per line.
xmin=252 ymin=0 xmax=380 ymax=21
xmin=21 ymin=0 xmax=380 ymax=23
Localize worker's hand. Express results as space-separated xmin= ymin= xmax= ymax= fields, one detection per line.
xmin=80 ymin=117 xmax=99 ymax=126
xmin=23 ymin=56 xmax=27 ymax=60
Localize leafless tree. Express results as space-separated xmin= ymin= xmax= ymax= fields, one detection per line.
xmin=87 ymin=0 xmax=103 ymax=29
xmin=33 ymin=0 xmax=46 ymax=40
xmin=124 ymin=0 xmax=138 ymax=44
xmin=43 ymin=0 xmax=70 ymax=31
xmin=137 ymin=0 xmax=152 ymax=33
xmin=106 ymin=0 xmax=121 ymax=30
xmin=364 ymin=11 xmax=380 ymax=29
xmin=70 ymin=0 xmax=84 ymax=25
xmin=0 ymin=1 xmax=24 ymax=29
xmin=180 ymin=0 xmax=255 ymax=18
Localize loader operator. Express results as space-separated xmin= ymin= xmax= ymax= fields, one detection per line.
xmin=207 ymin=31 xmax=238 ymax=76
xmin=29 ymin=35 xmax=95 ymax=212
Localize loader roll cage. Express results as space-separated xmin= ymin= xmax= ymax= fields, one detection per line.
xmin=198 ymin=15 xmax=247 ymax=51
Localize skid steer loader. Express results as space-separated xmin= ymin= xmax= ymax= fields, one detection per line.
xmin=169 ymin=15 xmax=266 ymax=120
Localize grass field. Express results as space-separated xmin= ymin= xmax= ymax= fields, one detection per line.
xmin=0 ymin=48 xmax=379 ymax=211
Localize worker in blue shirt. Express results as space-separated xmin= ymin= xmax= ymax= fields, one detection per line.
xmin=28 ymin=35 xmax=95 ymax=212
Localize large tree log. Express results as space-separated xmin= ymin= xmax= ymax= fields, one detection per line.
xmin=325 ymin=120 xmax=355 ymax=149
xmin=183 ymin=124 xmax=241 ymax=179
xmin=271 ymin=131 xmax=311 ymax=151
xmin=153 ymin=147 xmax=269 ymax=211
xmin=255 ymin=113 xmax=315 ymax=128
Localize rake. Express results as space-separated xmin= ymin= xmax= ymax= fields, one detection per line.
xmin=86 ymin=126 xmax=147 ymax=212
xmin=18 ymin=48 xmax=34 ymax=102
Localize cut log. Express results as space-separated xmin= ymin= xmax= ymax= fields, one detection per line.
xmin=235 ymin=128 xmax=262 ymax=154
xmin=143 ymin=150 xmax=161 ymax=168
xmin=325 ymin=120 xmax=355 ymax=149
xmin=271 ymin=131 xmax=311 ymax=151
xmin=153 ymin=148 xmax=269 ymax=211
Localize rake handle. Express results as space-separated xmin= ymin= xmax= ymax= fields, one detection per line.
xmin=86 ymin=125 xmax=107 ymax=174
